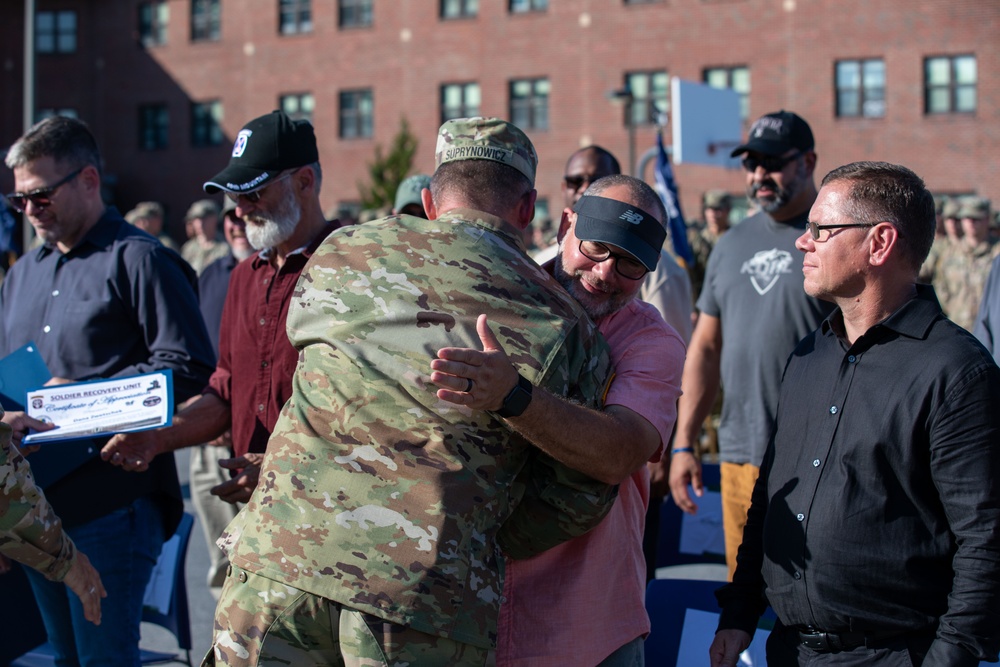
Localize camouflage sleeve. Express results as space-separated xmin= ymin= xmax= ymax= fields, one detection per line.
xmin=498 ymin=449 xmax=618 ymax=559
xmin=0 ymin=421 xmax=77 ymax=581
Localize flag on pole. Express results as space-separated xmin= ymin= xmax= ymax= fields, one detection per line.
xmin=653 ymin=130 xmax=695 ymax=267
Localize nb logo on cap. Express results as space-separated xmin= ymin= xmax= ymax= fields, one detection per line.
xmin=619 ymin=210 xmax=643 ymax=225
xmin=232 ymin=130 xmax=252 ymax=158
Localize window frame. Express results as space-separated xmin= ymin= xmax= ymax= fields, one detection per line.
xmin=280 ymin=92 xmax=316 ymax=123
xmin=509 ymin=0 xmax=548 ymax=14
xmin=703 ymin=65 xmax=751 ymax=121
xmin=139 ymin=104 xmax=170 ymax=151
xmin=440 ymin=82 xmax=482 ymax=124
xmin=339 ymin=0 xmax=373 ymax=28
xmin=924 ymin=54 xmax=977 ymax=115
xmin=36 ymin=10 xmax=77 ymax=54
xmin=509 ymin=78 xmax=550 ymax=131
xmin=834 ymin=58 xmax=885 ymax=118
xmin=339 ymin=89 xmax=374 ymax=139
xmin=190 ymin=100 xmax=224 ymax=147
xmin=441 ymin=0 xmax=478 ymax=19
xmin=279 ymin=0 xmax=313 ymax=35
xmin=138 ymin=1 xmax=169 ymax=47
xmin=190 ymin=0 xmax=221 ymax=42
xmin=624 ymin=70 xmax=669 ymax=127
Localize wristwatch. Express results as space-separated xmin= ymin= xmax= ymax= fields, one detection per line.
xmin=495 ymin=373 xmax=533 ymax=418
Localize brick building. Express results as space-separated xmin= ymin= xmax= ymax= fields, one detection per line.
xmin=0 ymin=0 xmax=997 ymax=241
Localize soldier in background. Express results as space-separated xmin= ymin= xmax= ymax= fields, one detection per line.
xmin=687 ymin=189 xmax=732 ymax=302
xmin=180 ymin=198 xmax=229 ymax=274
xmin=918 ymin=194 xmax=948 ymax=284
xmin=124 ymin=200 xmax=179 ymax=251
xmin=935 ymin=196 xmax=998 ymax=331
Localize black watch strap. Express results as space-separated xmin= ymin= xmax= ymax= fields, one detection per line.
xmin=495 ymin=373 xmax=533 ymax=418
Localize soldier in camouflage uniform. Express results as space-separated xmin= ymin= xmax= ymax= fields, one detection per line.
xmin=206 ymin=117 xmax=616 ymax=666
xmin=687 ymin=190 xmax=732 ymax=302
xmin=935 ymin=196 xmax=999 ymax=331
xmin=919 ymin=194 xmax=953 ymax=284
xmin=0 ymin=411 xmax=105 ymax=625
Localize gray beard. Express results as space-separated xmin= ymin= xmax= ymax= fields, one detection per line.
xmin=245 ymin=188 xmax=301 ymax=250
xmin=554 ymin=251 xmax=634 ymax=320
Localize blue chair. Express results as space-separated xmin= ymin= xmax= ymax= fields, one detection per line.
xmin=12 ymin=513 xmax=195 ymax=667
xmin=655 ymin=462 xmax=726 ymax=570
xmin=645 ymin=578 xmax=774 ymax=666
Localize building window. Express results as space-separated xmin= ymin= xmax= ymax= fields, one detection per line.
xmin=280 ymin=0 xmax=312 ymax=34
xmin=510 ymin=0 xmax=547 ymax=13
xmin=441 ymin=0 xmax=478 ymax=18
xmin=510 ymin=78 xmax=549 ymax=131
xmin=625 ymin=71 xmax=668 ymax=126
xmin=191 ymin=101 xmax=224 ymax=147
xmin=624 ymin=0 xmax=662 ymax=4
xmin=280 ymin=93 xmax=315 ymax=123
xmin=441 ymin=83 xmax=481 ymax=123
xmin=925 ymin=55 xmax=976 ymax=114
xmin=704 ymin=66 xmax=751 ymax=120
xmin=339 ymin=89 xmax=373 ymax=139
xmin=339 ymin=0 xmax=373 ymax=28
xmin=35 ymin=108 xmax=78 ymax=122
xmin=36 ymin=10 xmax=76 ymax=54
xmin=138 ymin=1 xmax=169 ymax=47
xmin=834 ymin=59 xmax=885 ymax=118
xmin=139 ymin=104 xmax=169 ymax=150
xmin=191 ymin=0 xmax=220 ymax=42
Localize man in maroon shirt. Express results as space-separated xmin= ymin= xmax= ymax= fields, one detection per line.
xmin=101 ymin=110 xmax=340 ymax=504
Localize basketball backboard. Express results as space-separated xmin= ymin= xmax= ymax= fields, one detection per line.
xmin=671 ymin=78 xmax=742 ymax=168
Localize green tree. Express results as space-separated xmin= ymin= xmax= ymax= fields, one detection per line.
xmin=358 ymin=117 xmax=418 ymax=210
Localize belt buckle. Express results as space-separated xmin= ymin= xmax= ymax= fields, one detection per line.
xmin=799 ymin=630 xmax=833 ymax=652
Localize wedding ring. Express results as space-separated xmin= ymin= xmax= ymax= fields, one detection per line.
xmin=465 ymin=378 xmax=473 ymax=393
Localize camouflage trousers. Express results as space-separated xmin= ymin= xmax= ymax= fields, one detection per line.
xmin=204 ymin=564 xmax=489 ymax=667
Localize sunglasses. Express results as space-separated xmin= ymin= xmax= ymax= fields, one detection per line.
xmin=578 ymin=240 xmax=648 ymax=280
xmin=225 ymin=171 xmax=293 ymax=204
xmin=5 ymin=166 xmax=85 ymax=213
xmin=807 ymin=220 xmax=875 ymax=241
xmin=563 ymin=175 xmax=592 ymax=191
xmin=741 ymin=151 xmax=801 ymax=173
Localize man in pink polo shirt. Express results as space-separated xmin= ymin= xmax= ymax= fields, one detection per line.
xmin=432 ymin=174 xmax=685 ymax=665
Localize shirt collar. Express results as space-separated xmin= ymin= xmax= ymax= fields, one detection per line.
xmin=821 ymin=283 xmax=942 ymax=343
xmin=433 ymin=208 xmax=528 ymax=253
xmin=251 ymin=219 xmax=341 ymax=269
xmin=34 ymin=206 xmax=121 ymax=261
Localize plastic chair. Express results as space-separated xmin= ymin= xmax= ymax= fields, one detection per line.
xmin=655 ymin=462 xmax=726 ymax=572
xmin=11 ymin=513 xmax=195 ymax=667
xmin=645 ymin=577 xmax=774 ymax=666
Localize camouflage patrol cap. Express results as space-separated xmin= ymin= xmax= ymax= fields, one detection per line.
xmin=941 ymin=196 xmax=961 ymax=220
xmin=703 ymin=190 xmax=731 ymax=209
xmin=393 ymin=174 xmax=432 ymax=212
xmin=957 ymin=196 xmax=990 ymax=220
xmin=435 ymin=117 xmax=537 ymax=183
xmin=186 ymin=198 xmax=220 ymax=220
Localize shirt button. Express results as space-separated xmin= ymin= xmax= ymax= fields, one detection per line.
xmin=261 ymin=360 xmax=268 ymax=368
xmin=238 ymin=571 xmax=248 ymax=583
xmin=43 ymin=325 xmax=51 ymax=333
xmin=829 ymin=405 xmax=838 ymax=415
xmin=793 ymin=571 xmax=802 ymax=580
xmin=813 ymin=459 xmax=821 ymax=467
xmin=258 ymin=404 xmax=265 ymax=412
xmin=848 ymin=355 xmax=857 ymax=363
xmin=51 ymin=290 xmax=59 ymax=296
xmin=259 ymin=318 xmax=266 ymax=326
xmin=796 ymin=513 xmax=805 ymax=521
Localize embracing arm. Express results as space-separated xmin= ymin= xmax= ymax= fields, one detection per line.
xmin=431 ymin=314 xmax=667 ymax=485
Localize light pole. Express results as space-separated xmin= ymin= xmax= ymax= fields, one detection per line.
xmin=606 ymin=86 xmax=636 ymax=176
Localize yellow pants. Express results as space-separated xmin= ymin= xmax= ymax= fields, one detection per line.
xmin=720 ymin=461 xmax=760 ymax=581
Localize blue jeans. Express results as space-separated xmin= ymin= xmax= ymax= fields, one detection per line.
xmin=25 ymin=495 xmax=166 ymax=667
xmin=597 ymin=636 xmax=644 ymax=667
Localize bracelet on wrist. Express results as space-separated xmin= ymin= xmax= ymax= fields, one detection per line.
xmin=671 ymin=447 xmax=695 ymax=456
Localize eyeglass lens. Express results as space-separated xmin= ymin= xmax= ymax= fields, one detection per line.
xmin=6 ymin=167 xmax=83 ymax=212
xmin=579 ymin=241 xmax=646 ymax=279
xmin=742 ymin=152 xmax=799 ymax=173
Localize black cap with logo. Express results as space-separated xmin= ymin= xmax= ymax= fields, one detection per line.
xmin=204 ymin=110 xmax=319 ymax=195
xmin=730 ymin=110 xmax=814 ymax=158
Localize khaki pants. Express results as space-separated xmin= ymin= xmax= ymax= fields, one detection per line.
xmin=720 ymin=461 xmax=760 ymax=581
xmin=205 ymin=565 xmax=489 ymax=667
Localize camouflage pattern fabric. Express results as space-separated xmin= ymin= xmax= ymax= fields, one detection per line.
xmin=0 ymin=412 xmax=77 ymax=581
xmin=435 ymin=118 xmax=537 ymax=183
xmin=935 ymin=239 xmax=1000 ymax=331
xmin=219 ymin=208 xmax=614 ymax=649
xmin=687 ymin=223 xmax=722 ymax=301
xmin=918 ymin=235 xmax=951 ymax=284
xmin=206 ymin=565 xmax=488 ymax=666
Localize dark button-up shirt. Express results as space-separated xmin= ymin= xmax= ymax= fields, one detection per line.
xmin=204 ymin=221 xmax=339 ymax=458
xmin=0 ymin=209 xmax=215 ymax=531
xmin=718 ymin=285 xmax=1000 ymax=665
xmin=199 ymin=253 xmax=240 ymax=357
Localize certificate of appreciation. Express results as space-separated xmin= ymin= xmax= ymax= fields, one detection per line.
xmin=23 ymin=371 xmax=174 ymax=444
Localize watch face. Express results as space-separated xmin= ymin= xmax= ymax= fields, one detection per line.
xmin=497 ymin=374 xmax=532 ymax=418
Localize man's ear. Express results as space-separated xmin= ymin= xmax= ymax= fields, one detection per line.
xmin=557 ymin=208 xmax=573 ymax=243
xmin=421 ymin=188 xmax=438 ymax=220
xmin=869 ymin=222 xmax=899 ymax=267
xmin=514 ymin=188 xmax=538 ymax=230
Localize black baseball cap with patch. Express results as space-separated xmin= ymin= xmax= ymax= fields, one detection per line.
xmin=573 ymin=195 xmax=666 ymax=271
xmin=204 ymin=110 xmax=319 ymax=195
xmin=730 ymin=110 xmax=814 ymax=158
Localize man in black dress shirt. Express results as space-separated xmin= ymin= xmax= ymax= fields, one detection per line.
xmin=711 ymin=161 xmax=1000 ymax=667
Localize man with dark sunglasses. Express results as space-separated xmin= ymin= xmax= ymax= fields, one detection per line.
xmin=669 ymin=110 xmax=834 ymax=579
xmin=0 ymin=115 xmax=214 ymax=665
xmin=431 ymin=175 xmax=685 ymax=666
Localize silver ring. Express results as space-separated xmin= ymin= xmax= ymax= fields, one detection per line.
xmin=88 ymin=586 xmax=96 ymax=595
xmin=465 ymin=378 xmax=473 ymax=393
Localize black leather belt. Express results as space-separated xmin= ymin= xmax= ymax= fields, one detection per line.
xmin=797 ymin=629 xmax=870 ymax=653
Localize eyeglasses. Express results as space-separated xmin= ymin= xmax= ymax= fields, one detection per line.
xmin=807 ymin=220 xmax=876 ymax=241
xmin=741 ymin=151 xmax=801 ymax=173
xmin=578 ymin=240 xmax=648 ymax=280
xmin=563 ymin=175 xmax=592 ymax=191
xmin=5 ymin=166 xmax=85 ymax=213
xmin=225 ymin=171 xmax=293 ymax=204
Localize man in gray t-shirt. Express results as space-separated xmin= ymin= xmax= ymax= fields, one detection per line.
xmin=668 ymin=111 xmax=834 ymax=578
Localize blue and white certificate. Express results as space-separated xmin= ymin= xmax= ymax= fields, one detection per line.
xmin=23 ymin=371 xmax=174 ymax=444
